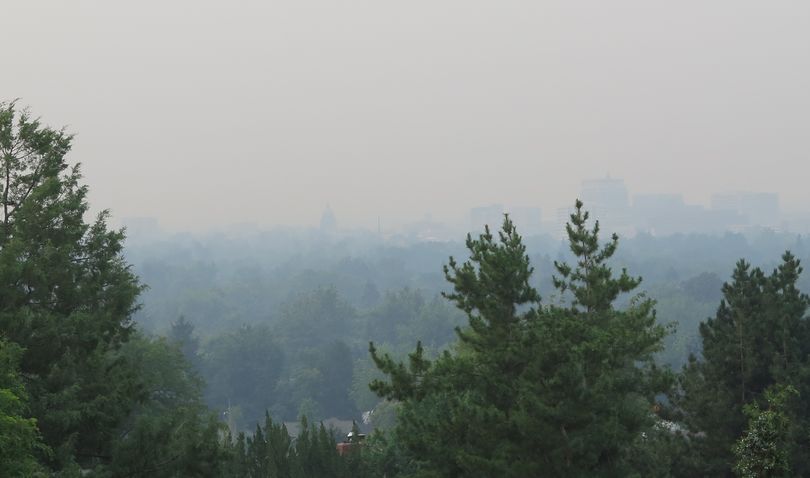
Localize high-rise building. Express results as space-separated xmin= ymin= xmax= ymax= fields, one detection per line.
xmin=555 ymin=205 xmax=577 ymax=239
xmin=470 ymin=204 xmax=504 ymax=232
xmin=632 ymin=194 xmax=686 ymax=235
xmin=710 ymin=192 xmax=780 ymax=227
xmin=580 ymin=176 xmax=631 ymax=232
xmin=508 ymin=207 xmax=542 ymax=236
xmin=631 ymin=194 xmax=741 ymax=235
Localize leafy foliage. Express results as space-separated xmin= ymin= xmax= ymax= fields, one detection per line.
xmin=733 ymin=385 xmax=797 ymax=478
xmin=202 ymin=325 xmax=285 ymax=428
xmin=0 ymin=339 xmax=46 ymax=476
xmin=100 ymin=335 xmax=228 ymax=477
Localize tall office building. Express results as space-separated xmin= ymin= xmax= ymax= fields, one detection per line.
xmin=580 ymin=176 xmax=631 ymax=232
xmin=470 ymin=204 xmax=504 ymax=232
xmin=508 ymin=207 xmax=543 ymax=236
xmin=554 ymin=205 xmax=577 ymax=239
xmin=711 ymin=192 xmax=780 ymax=227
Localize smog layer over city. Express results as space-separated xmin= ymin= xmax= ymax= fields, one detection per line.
xmin=2 ymin=1 xmax=809 ymax=476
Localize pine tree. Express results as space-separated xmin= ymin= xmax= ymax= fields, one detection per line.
xmin=370 ymin=215 xmax=541 ymax=476
xmin=531 ymin=199 xmax=669 ymax=475
xmin=676 ymin=253 xmax=810 ymax=476
xmin=370 ymin=202 xmax=668 ymax=477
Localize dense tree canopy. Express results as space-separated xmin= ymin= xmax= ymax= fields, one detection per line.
xmin=203 ymin=324 xmax=286 ymax=428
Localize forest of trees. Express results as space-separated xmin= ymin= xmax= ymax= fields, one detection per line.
xmin=4 ymin=103 xmax=810 ymax=476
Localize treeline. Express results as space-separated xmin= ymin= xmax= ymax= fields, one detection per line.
xmin=134 ymin=228 xmax=810 ymax=429
xmin=127 ymin=213 xmax=810 ymax=330
xmin=4 ymin=103 xmax=810 ymax=476
xmin=130 ymin=211 xmax=810 ymax=375
xmin=165 ymin=286 xmax=464 ymax=430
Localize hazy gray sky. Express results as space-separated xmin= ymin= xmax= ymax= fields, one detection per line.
xmin=2 ymin=1 xmax=809 ymax=230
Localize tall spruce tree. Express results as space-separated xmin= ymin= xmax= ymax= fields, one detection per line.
xmin=676 ymin=253 xmax=810 ymax=476
xmin=370 ymin=201 xmax=668 ymax=477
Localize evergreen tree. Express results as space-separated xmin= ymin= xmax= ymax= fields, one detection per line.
xmin=676 ymin=253 xmax=810 ymax=476
xmin=518 ymin=200 xmax=669 ymax=476
xmin=169 ymin=315 xmax=201 ymax=371
xmin=370 ymin=202 xmax=668 ymax=477
xmin=0 ymin=101 xmax=144 ymax=470
xmin=223 ymin=413 xmax=361 ymax=478
xmin=370 ymin=214 xmax=539 ymax=476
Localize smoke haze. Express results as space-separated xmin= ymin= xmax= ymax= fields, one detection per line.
xmin=2 ymin=0 xmax=809 ymax=230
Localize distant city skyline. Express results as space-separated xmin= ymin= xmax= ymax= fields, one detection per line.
xmin=123 ymin=174 xmax=807 ymax=241
xmin=3 ymin=1 xmax=809 ymax=232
